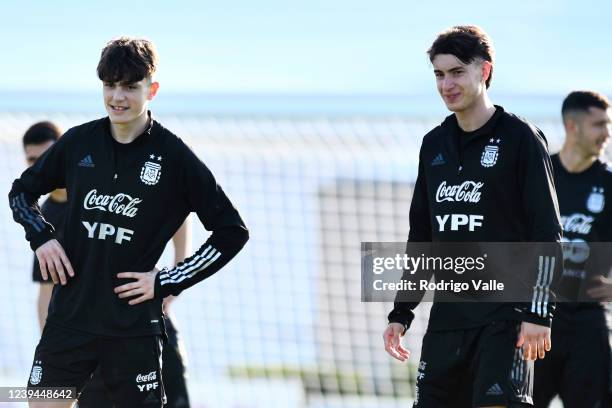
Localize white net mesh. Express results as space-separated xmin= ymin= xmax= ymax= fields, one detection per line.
xmin=0 ymin=110 xmax=567 ymax=407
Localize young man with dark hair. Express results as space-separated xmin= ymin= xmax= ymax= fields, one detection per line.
xmin=9 ymin=37 xmax=248 ymax=407
xmin=23 ymin=121 xmax=192 ymax=408
xmin=383 ymin=25 xmax=562 ymax=407
xmin=22 ymin=121 xmax=66 ymax=331
xmin=534 ymin=90 xmax=612 ymax=407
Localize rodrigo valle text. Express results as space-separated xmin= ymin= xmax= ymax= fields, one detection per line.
xmin=374 ymin=279 xmax=504 ymax=293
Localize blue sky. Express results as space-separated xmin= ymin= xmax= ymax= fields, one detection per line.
xmin=1 ymin=0 xmax=611 ymax=95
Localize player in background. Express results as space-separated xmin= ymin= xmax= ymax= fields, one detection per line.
xmin=383 ymin=26 xmax=562 ymax=407
xmin=534 ymin=90 xmax=612 ymax=407
xmin=10 ymin=37 xmax=248 ymax=407
xmin=22 ymin=122 xmax=66 ymax=331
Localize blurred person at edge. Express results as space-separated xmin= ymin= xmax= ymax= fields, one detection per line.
xmin=22 ymin=122 xmax=66 ymax=331
xmin=534 ymin=90 xmax=612 ymax=407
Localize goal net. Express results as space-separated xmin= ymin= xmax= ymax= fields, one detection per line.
xmin=0 ymin=107 xmax=567 ymax=408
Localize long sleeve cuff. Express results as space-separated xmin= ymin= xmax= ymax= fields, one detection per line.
xmin=30 ymin=229 xmax=55 ymax=252
xmin=519 ymin=311 xmax=552 ymax=327
xmin=512 ymin=303 xmax=553 ymax=327
xmin=387 ymin=308 xmax=415 ymax=335
xmin=155 ymin=267 xmax=172 ymax=299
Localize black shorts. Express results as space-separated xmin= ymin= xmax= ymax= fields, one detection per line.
xmin=414 ymin=320 xmax=533 ymax=408
xmin=161 ymin=316 xmax=190 ymax=408
xmin=77 ymin=315 xmax=190 ymax=408
xmin=76 ymin=370 xmax=111 ymax=408
xmin=27 ymin=323 xmax=165 ymax=408
xmin=534 ymin=327 xmax=610 ymax=408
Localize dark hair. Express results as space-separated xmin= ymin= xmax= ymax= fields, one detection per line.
xmin=427 ymin=25 xmax=495 ymax=88
xmin=22 ymin=121 xmax=61 ymax=148
xmin=97 ymin=37 xmax=158 ymax=84
xmin=562 ymin=90 xmax=610 ymax=121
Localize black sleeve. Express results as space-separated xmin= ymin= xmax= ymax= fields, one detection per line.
xmin=155 ymin=142 xmax=249 ymax=298
xmin=519 ymin=128 xmax=562 ymax=242
xmin=8 ymin=134 xmax=68 ymax=251
xmin=516 ymin=127 xmax=563 ymax=326
xmin=388 ymin=147 xmax=433 ymax=332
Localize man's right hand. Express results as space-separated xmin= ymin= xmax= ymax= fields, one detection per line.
xmin=35 ymin=239 xmax=75 ymax=285
xmin=383 ymin=322 xmax=410 ymax=362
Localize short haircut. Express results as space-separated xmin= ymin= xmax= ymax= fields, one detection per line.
xmin=97 ymin=36 xmax=158 ymax=84
xmin=22 ymin=121 xmax=61 ymax=148
xmin=562 ymin=90 xmax=611 ymax=122
xmin=427 ymin=25 xmax=495 ymax=88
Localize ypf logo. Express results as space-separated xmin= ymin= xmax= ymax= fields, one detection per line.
xmin=436 ymin=214 xmax=484 ymax=232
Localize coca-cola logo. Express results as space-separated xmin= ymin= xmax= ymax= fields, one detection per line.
xmin=136 ymin=371 xmax=157 ymax=383
xmin=561 ymin=213 xmax=593 ymax=235
xmin=83 ymin=189 xmax=142 ymax=218
xmin=436 ymin=181 xmax=483 ymax=203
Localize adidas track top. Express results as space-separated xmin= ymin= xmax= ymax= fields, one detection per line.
xmin=9 ymin=114 xmax=249 ymax=336
xmin=388 ymin=106 xmax=563 ymax=331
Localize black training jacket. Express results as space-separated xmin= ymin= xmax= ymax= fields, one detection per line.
xmin=551 ymin=154 xmax=611 ymax=331
xmin=9 ymin=113 xmax=249 ymax=337
xmin=388 ymin=106 xmax=562 ymax=331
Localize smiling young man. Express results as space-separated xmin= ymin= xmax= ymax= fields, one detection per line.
xmin=383 ymin=26 xmax=562 ymax=407
xmin=533 ymin=91 xmax=612 ymax=407
xmin=9 ymin=37 xmax=248 ymax=407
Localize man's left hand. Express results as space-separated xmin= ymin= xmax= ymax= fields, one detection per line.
xmin=114 ymin=268 xmax=159 ymax=305
xmin=516 ymin=321 xmax=551 ymax=360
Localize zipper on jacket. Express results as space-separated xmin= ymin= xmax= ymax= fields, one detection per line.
xmin=457 ymin=144 xmax=463 ymax=174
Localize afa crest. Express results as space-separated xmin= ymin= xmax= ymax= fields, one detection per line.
xmin=586 ymin=186 xmax=605 ymax=213
xmin=140 ymin=161 xmax=162 ymax=186
xmin=480 ymin=145 xmax=499 ymax=167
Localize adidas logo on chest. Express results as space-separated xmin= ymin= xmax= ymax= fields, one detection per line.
xmin=431 ymin=153 xmax=445 ymax=166
xmin=78 ymin=155 xmax=95 ymax=168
